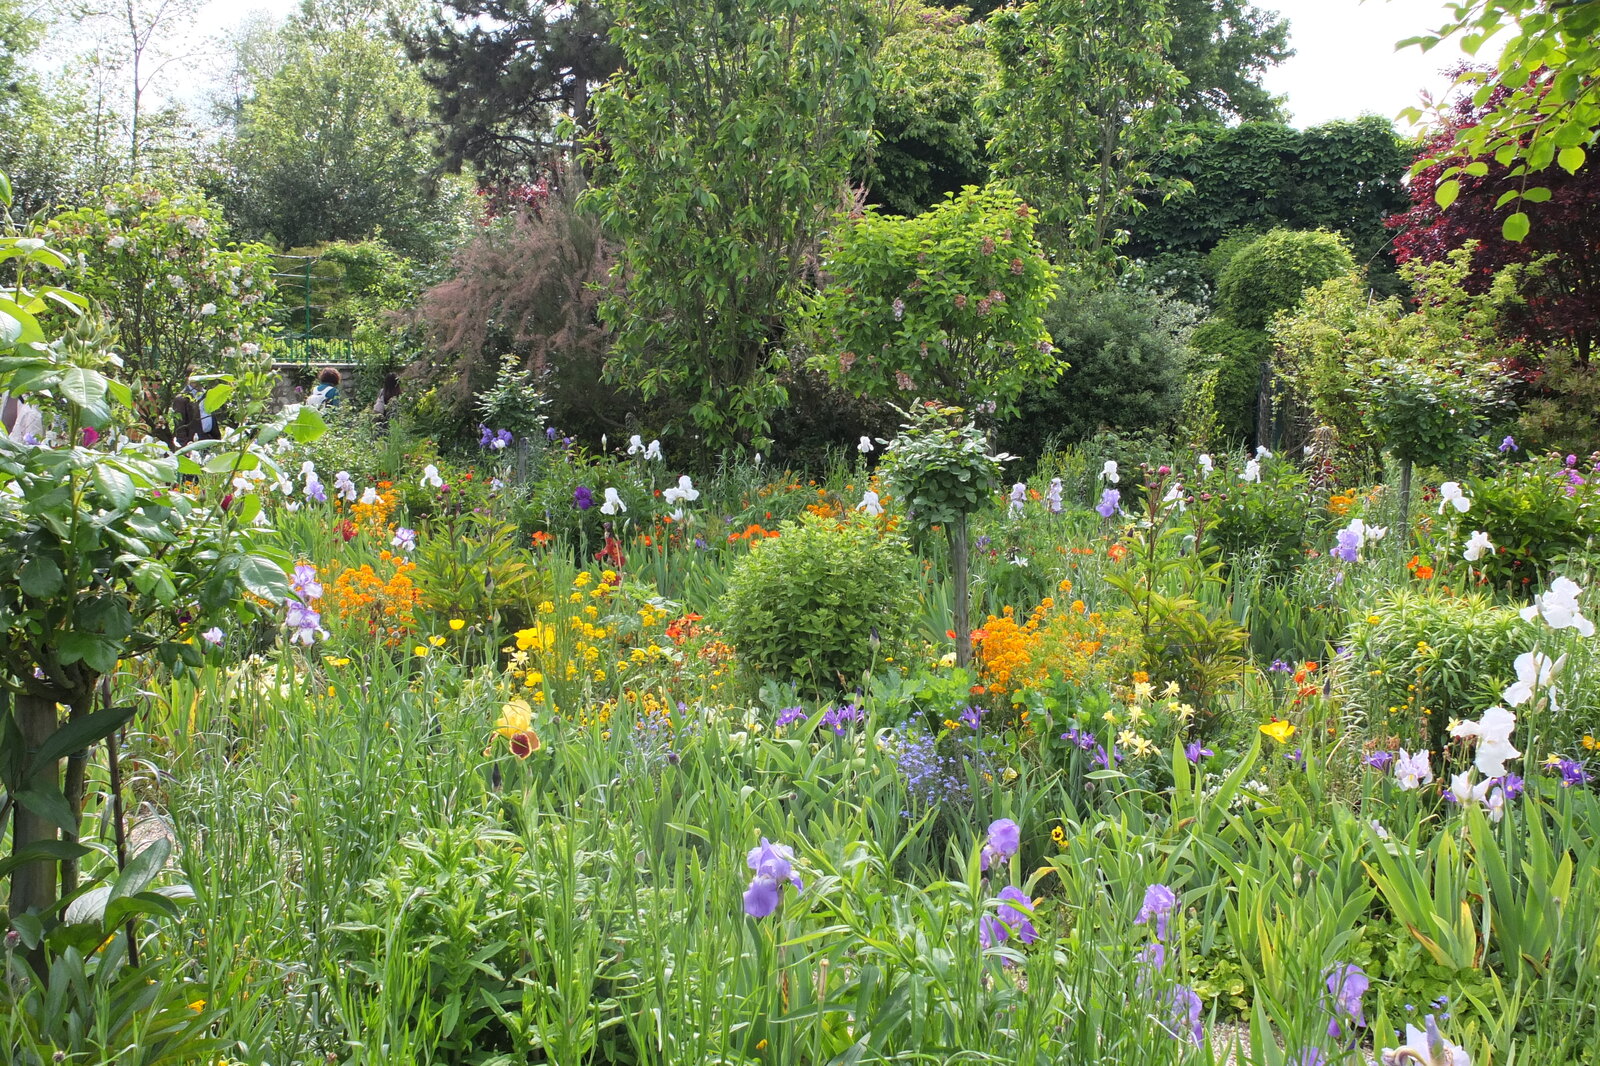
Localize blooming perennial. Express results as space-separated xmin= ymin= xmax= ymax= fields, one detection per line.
xmin=1519 ymin=576 xmax=1594 ymax=636
xmin=980 ymin=818 xmax=1021 ymax=871
xmin=662 ymin=475 xmax=699 ymax=506
xmin=858 ymin=435 xmax=874 ymax=453
xmin=1101 ymin=460 xmax=1119 ymax=482
xmin=333 ymin=470 xmax=357 ymax=503
xmin=979 ymin=885 xmax=1037 ymax=949
xmin=1241 ymin=459 xmax=1261 ymax=483
xmin=1196 ymin=453 xmax=1213 ymax=477
xmin=1381 ymin=1015 xmax=1471 ymax=1066
xmin=1501 ymin=650 xmax=1560 ymax=709
xmin=1394 ymin=748 xmax=1434 ymax=790
xmin=1135 ymin=883 xmax=1178 ymax=941
xmin=1449 ymin=706 xmax=1520 ymax=777
xmin=743 ymin=838 xmax=803 ymax=918
xmin=1096 ymin=488 xmax=1120 ymax=518
xmin=1045 ymin=477 xmax=1063 ymax=515
xmin=601 ymin=487 xmax=627 ymax=515
xmin=1009 ymin=482 xmax=1026 ymax=517
xmin=1437 ymin=481 xmax=1470 ymax=514
xmin=421 ymin=464 xmax=444 ymax=489
xmin=1463 ymin=530 xmax=1494 ymax=562
xmin=391 ymin=527 xmax=417 ymax=554
xmin=858 ymin=490 xmax=884 ymax=516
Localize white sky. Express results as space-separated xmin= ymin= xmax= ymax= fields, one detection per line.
xmin=163 ymin=0 xmax=1493 ymax=132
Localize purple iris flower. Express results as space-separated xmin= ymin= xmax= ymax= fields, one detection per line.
xmin=1166 ymin=984 xmax=1203 ymax=1043
xmin=1331 ymin=527 xmax=1361 ymax=563
xmin=1286 ymin=748 xmax=1305 ymax=768
xmin=1138 ymin=941 xmax=1166 ymax=972
xmin=959 ymin=706 xmax=984 ymax=730
xmin=1270 ymin=659 xmax=1291 ymax=672
xmin=285 ymin=601 xmax=327 ymax=645
xmin=1062 ymin=728 xmax=1098 ymax=751
xmin=775 ymin=706 xmax=808 ymax=728
xmin=1136 ymin=883 xmax=1178 ymax=941
xmin=1499 ymin=436 xmax=1517 ymax=453
xmin=974 ymin=534 xmax=992 ymax=551
xmin=573 ymin=485 xmax=594 ymax=510
xmin=980 ymin=818 xmax=1020 ymax=871
xmin=1363 ymin=751 xmax=1395 ymax=770
xmin=1498 ymin=773 xmax=1525 ymax=799
xmin=1096 ymin=488 xmax=1121 ymax=518
xmin=743 ymin=838 xmax=803 ymax=918
xmin=1184 ymin=742 xmax=1213 ymax=764
xmin=820 ymin=703 xmax=862 ymax=735
xmin=1325 ymin=962 xmax=1368 ymax=1040
xmin=1554 ymin=759 xmax=1589 ymax=787
xmin=980 ymin=886 xmax=1037 ymax=948
xmin=290 ymin=564 xmax=323 ymax=601
xmin=1291 ymin=1051 xmax=1329 ymax=1066
xmin=546 ymin=426 xmax=558 ymax=441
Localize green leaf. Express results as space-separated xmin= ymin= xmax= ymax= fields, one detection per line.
xmin=31 ymin=704 xmax=138 ymax=770
xmin=19 ymin=555 xmax=64 ymax=598
xmin=1434 ymin=179 xmax=1460 ymax=210
xmin=0 ymin=171 xmax=11 ymax=208
xmin=0 ymin=840 xmax=91 ymax=882
xmin=1520 ymin=186 xmax=1552 ymax=203
xmin=1502 ymin=212 xmax=1530 ymax=242
xmin=285 ymin=404 xmax=328 ymax=444
xmin=203 ymin=384 xmax=234 ymax=412
xmin=233 ymin=554 xmax=290 ymax=603
xmin=108 ymin=838 xmax=171 ymax=904
xmin=92 ymin=465 xmax=136 ymax=510
xmin=58 ymin=366 xmax=108 ymax=410
xmin=1557 ymin=146 xmax=1586 ymax=175
xmin=57 ymin=631 xmax=120 ymax=674
xmin=15 ymin=785 xmax=79 ymax=833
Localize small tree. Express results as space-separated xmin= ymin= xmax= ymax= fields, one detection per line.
xmin=45 ymin=183 xmax=277 ymax=444
xmin=810 ymin=184 xmax=1060 ymax=415
xmin=881 ymin=403 xmax=1010 ymax=667
xmin=1 ymin=187 xmax=319 ymax=966
xmin=1364 ymin=355 xmax=1503 ymax=522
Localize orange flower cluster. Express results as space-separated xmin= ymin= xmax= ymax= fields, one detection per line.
xmin=327 ymin=550 xmax=421 ymax=642
xmin=976 ymin=593 xmax=1122 ymax=698
xmin=347 ymin=482 xmax=399 ymax=536
xmin=728 ymin=523 xmax=780 ymax=543
xmin=1407 ymin=555 xmax=1435 ymax=581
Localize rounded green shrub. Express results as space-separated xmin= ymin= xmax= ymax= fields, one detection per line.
xmin=718 ymin=512 xmax=920 ymax=693
xmin=1190 ymin=320 xmax=1271 ymax=442
xmin=1216 ymin=229 xmax=1355 ymax=331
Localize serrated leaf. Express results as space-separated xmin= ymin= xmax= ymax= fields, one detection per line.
xmin=1502 ymin=212 xmax=1530 ymax=242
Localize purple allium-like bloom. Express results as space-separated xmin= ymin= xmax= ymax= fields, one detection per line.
xmin=981 ymin=818 xmax=1021 ymax=871
xmin=1363 ymin=751 xmax=1395 ymax=770
xmin=290 ymin=563 xmax=323 ymax=601
xmin=573 ymin=485 xmax=594 ymax=510
xmin=775 ymin=706 xmax=808 ymax=728
xmin=743 ymin=837 xmax=803 ymax=918
xmin=1325 ymin=962 xmax=1368 ymax=1040
xmin=1554 ymin=758 xmax=1589 ymax=787
xmin=1184 ymin=742 xmax=1214 ymax=764
xmin=1166 ymin=984 xmax=1203 ymax=1043
xmin=1136 ymin=883 xmax=1178 ymax=941
xmin=1096 ymin=488 xmax=1121 ymax=518
xmin=1331 ymin=527 xmax=1361 ymax=563
xmin=820 ymin=703 xmax=862 ymax=735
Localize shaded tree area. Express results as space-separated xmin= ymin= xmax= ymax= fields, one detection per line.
xmin=1127 ymin=117 xmax=1412 ymax=297
xmin=401 ymin=0 xmax=620 ymax=190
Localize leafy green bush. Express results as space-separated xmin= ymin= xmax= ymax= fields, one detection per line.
xmin=1190 ymin=320 xmax=1270 ymax=442
xmin=1200 ymin=461 xmax=1315 ymax=576
xmin=1342 ymin=588 xmax=1524 ymax=755
xmin=996 ymin=276 xmax=1194 ymax=459
xmin=718 ymin=512 xmax=918 ymax=692
xmin=1215 ymin=228 xmax=1355 ymax=331
xmin=1464 ymin=458 xmax=1600 ymax=593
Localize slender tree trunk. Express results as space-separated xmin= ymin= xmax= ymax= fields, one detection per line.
xmin=11 ymin=692 xmax=61 ymax=972
xmin=949 ymin=513 xmax=971 ymax=669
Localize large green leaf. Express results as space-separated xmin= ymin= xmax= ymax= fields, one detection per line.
xmin=233 ymin=554 xmax=289 ymax=602
xmin=19 ymin=555 xmax=65 ymax=598
xmin=58 ymin=366 xmax=109 ymax=411
xmin=0 ymin=839 xmax=91 ymax=882
xmin=92 ymin=465 xmax=136 ymax=510
xmin=57 ymin=631 xmax=121 ymax=674
xmin=108 ymin=837 xmax=172 ymax=904
xmin=30 ymin=704 xmax=138 ymax=770
xmin=14 ymin=785 xmax=79 ymax=833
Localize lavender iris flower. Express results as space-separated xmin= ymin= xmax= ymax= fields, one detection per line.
xmin=1184 ymin=742 xmax=1213 ymax=764
xmin=285 ymin=601 xmax=327 ymax=645
xmin=960 ymin=706 xmax=985 ymax=730
xmin=1331 ymin=527 xmax=1361 ymax=562
xmin=1166 ymin=985 xmax=1203 ymax=1043
xmin=1499 ymin=436 xmax=1517 ymax=452
xmin=290 ymin=564 xmax=323 ymax=601
xmin=743 ymin=838 xmax=803 ymax=918
xmin=1554 ymin=759 xmax=1589 ymax=787
xmin=1325 ymin=962 xmax=1369 ymax=1041
xmin=1136 ymin=883 xmax=1178 ymax=941
xmin=574 ymin=485 xmax=594 ymax=510
xmin=1363 ymin=751 xmax=1395 ymax=770
xmin=980 ymin=818 xmax=1020 ymax=871
xmin=1499 ymin=773 xmax=1525 ymax=798
xmin=820 ymin=703 xmax=862 ymax=735
xmin=1096 ymin=488 xmax=1120 ymax=518
xmin=1061 ymin=728 xmax=1098 ymax=750
xmin=980 ymin=886 xmax=1037 ymax=948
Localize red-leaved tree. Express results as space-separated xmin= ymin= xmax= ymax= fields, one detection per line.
xmin=1387 ymin=76 xmax=1600 ymax=362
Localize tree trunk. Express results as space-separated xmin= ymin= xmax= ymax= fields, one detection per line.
xmin=949 ymin=513 xmax=971 ymax=669
xmin=10 ymin=692 xmax=61 ymax=961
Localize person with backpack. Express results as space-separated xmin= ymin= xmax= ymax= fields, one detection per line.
xmin=307 ymin=367 xmax=342 ymax=411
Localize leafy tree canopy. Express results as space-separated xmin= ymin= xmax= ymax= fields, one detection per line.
xmin=1399 ymin=0 xmax=1599 ymax=239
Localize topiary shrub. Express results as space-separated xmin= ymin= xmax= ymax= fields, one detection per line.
xmin=1216 ymin=228 xmax=1355 ymax=331
xmin=718 ymin=512 xmax=919 ymax=693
